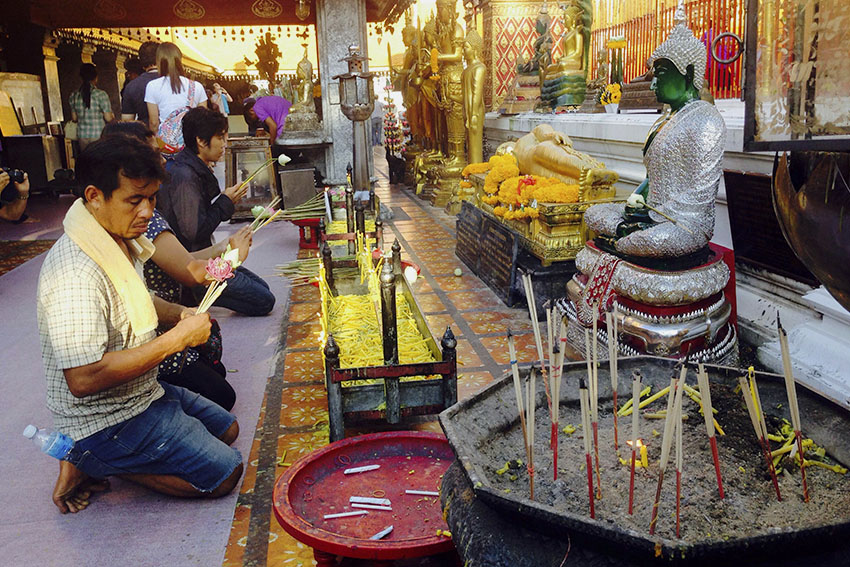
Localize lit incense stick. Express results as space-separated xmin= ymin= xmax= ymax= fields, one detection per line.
xmin=579 ymin=377 xmax=595 ymax=519
xmin=507 ymin=331 xmax=531 ymax=476
xmin=649 ymin=366 xmax=684 ymax=535
xmin=697 ymin=363 xmax=724 ymax=499
xmin=675 ymin=374 xmax=684 ymax=539
xmin=628 ymin=370 xmax=642 ymax=515
xmin=590 ymin=302 xmax=601 ymax=499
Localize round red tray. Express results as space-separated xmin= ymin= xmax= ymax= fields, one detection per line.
xmin=272 ymin=431 xmax=455 ymax=561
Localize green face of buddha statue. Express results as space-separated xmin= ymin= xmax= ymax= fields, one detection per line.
xmin=650 ymin=59 xmax=699 ymax=111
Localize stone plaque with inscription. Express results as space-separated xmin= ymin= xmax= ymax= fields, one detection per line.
xmin=455 ymin=201 xmax=483 ymax=273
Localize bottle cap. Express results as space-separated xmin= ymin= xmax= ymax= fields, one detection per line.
xmin=22 ymin=425 xmax=37 ymax=439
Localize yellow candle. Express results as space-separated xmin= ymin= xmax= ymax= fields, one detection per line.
xmin=640 ymin=444 xmax=648 ymax=468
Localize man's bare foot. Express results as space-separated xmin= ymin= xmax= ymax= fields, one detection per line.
xmin=52 ymin=460 xmax=110 ymax=514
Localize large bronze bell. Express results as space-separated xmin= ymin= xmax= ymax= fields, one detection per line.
xmin=772 ymin=151 xmax=850 ymax=312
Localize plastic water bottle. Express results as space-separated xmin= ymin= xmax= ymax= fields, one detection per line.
xmin=22 ymin=425 xmax=74 ymax=460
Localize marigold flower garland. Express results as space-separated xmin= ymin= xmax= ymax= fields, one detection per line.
xmin=492 ymin=174 xmax=580 ymax=221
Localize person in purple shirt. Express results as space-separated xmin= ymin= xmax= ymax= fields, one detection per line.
xmin=244 ymin=96 xmax=291 ymax=143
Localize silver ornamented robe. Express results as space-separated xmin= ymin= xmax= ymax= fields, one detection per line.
xmin=584 ymin=100 xmax=726 ymax=258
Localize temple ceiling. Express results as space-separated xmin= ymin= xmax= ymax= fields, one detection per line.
xmin=21 ymin=0 xmax=412 ymax=28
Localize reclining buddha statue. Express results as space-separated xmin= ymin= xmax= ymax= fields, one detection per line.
xmin=583 ymin=1 xmax=726 ymax=260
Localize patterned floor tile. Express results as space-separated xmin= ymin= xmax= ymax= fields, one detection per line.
xmin=413 ymin=293 xmax=446 ymax=314
xmin=283 ymin=350 xmax=324 ymax=383
xmin=279 ymin=385 xmax=329 ymax=428
xmin=286 ymin=321 xmax=323 ymax=350
xmin=222 ymin=503 xmax=253 ymax=567
xmin=266 ymin=517 xmax=318 ymax=567
xmin=290 ymin=285 xmax=320 ymax=303
xmin=458 ymin=371 xmax=498 ymax=400
xmin=428 ymin=259 xmax=468 ymax=276
xmin=455 ymin=338 xmax=483 ymax=368
xmin=479 ymin=333 xmax=540 ymax=365
xmin=288 ymin=302 xmax=321 ymax=324
xmin=426 ymin=314 xmax=462 ymax=338
xmin=445 ymin=290 xmax=502 ymax=311
xmin=431 ymin=274 xmax=485 ymax=292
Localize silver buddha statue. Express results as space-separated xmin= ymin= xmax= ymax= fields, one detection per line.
xmin=583 ymin=1 xmax=726 ymax=259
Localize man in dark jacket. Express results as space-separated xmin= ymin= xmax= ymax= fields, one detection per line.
xmin=157 ymin=107 xmax=275 ymax=316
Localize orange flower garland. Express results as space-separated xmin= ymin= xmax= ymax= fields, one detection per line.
xmin=482 ymin=154 xmax=519 ymax=196
xmin=491 ymin=174 xmax=580 ymax=222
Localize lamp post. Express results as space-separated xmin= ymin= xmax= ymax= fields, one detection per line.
xmin=332 ymin=45 xmax=375 ymax=205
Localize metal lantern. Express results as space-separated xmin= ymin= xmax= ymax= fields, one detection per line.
xmin=332 ymin=45 xmax=375 ymax=196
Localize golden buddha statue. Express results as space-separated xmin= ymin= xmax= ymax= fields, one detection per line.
xmin=413 ymin=15 xmax=445 ymax=195
xmin=434 ymin=0 xmax=466 ymax=174
xmin=463 ymin=28 xmax=486 ymax=165
xmin=541 ymin=0 xmax=592 ymax=108
xmin=285 ymin=47 xmax=321 ymax=131
xmin=393 ymin=12 xmax=423 ymax=181
xmin=504 ymin=124 xmax=618 ymax=196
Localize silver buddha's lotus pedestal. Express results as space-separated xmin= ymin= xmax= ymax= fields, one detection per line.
xmin=558 ymin=243 xmax=738 ymax=365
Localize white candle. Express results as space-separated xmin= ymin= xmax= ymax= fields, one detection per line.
xmin=344 ymin=464 xmax=380 ymax=475
xmin=324 ymin=510 xmax=369 ymax=520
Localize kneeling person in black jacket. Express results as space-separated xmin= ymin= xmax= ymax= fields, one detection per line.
xmin=157 ymin=107 xmax=275 ymax=316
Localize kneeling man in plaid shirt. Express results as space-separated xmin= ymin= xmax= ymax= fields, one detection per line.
xmin=37 ymin=136 xmax=243 ymax=513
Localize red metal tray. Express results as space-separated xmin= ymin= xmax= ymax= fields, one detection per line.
xmin=272 ymin=431 xmax=455 ymax=561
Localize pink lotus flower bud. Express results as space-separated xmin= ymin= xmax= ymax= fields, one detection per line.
xmin=206 ymin=257 xmax=235 ymax=282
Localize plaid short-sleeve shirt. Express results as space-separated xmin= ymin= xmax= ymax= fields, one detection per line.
xmin=37 ymin=235 xmax=163 ymax=441
xmin=69 ymin=87 xmax=112 ymax=140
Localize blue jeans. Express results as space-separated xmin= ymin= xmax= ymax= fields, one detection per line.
xmin=193 ymin=266 xmax=275 ymax=317
xmin=67 ymin=383 xmax=241 ymax=492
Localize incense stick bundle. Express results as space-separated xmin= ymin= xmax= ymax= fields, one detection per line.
xmin=527 ymin=365 xmax=537 ymax=500
xmin=590 ymin=302 xmax=602 ymax=499
xmin=629 ymin=370 xmax=643 ymax=515
xmin=546 ymin=306 xmax=556 ymax=452
xmin=606 ymin=309 xmax=620 ymax=451
xmin=740 ymin=370 xmax=782 ymax=501
xmin=521 ymin=273 xmax=552 ymax=418
xmin=778 ymin=318 xmax=810 ymax=502
xmin=579 ymin=377 xmax=596 ymax=519
xmin=507 ymin=331 xmax=530 ymax=471
xmin=649 ymin=366 xmax=684 ymax=535
xmin=675 ymin=377 xmax=684 ymax=539
xmin=697 ymin=363 xmax=725 ymax=499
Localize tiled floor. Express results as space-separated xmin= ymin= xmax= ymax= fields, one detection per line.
xmin=222 ymin=154 xmax=540 ymax=567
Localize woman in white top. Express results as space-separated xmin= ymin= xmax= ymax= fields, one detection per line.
xmin=144 ymin=42 xmax=207 ymax=151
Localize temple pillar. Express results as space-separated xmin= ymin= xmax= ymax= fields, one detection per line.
xmin=480 ymin=0 xmax=545 ymax=110
xmin=80 ymin=43 xmax=96 ymax=64
xmin=316 ymin=0 xmax=369 ymax=186
xmin=42 ymin=34 xmax=63 ymax=122
xmin=115 ymin=52 xmax=128 ymax=93
xmin=92 ymin=48 xmax=119 ymax=115
xmin=57 ymin=41 xmax=82 ymax=122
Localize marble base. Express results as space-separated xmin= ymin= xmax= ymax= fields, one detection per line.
xmin=284 ymin=112 xmax=322 ymax=132
xmin=758 ymin=287 xmax=850 ymax=411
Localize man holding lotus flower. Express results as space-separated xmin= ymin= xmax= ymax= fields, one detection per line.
xmin=37 ymin=136 xmax=243 ymax=513
xmin=157 ymin=107 xmax=275 ymax=316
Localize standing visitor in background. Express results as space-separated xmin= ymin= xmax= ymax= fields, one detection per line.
xmin=210 ymin=83 xmax=232 ymax=116
xmin=371 ymin=98 xmax=384 ymax=146
xmin=242 ymin=96 xmax=291 ymax=144
xmin=120 ymin=57 xmax=143 ymax=100
xmin=69 ymin=63 xmax=113 ymax=152
xmin=144 ymin=42 xmax=208 ymax=154
xmin=121 ymin=41 xmax=160 ymax=123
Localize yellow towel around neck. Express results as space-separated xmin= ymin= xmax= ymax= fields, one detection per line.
xmin=63 ymin=198 xmax=158 ymax=335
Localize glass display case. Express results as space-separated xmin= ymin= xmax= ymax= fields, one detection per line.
xmin=744 ymin=0 xmax=850 ymax=151
xmin=224 ymin=137 xmax=281 ymax=220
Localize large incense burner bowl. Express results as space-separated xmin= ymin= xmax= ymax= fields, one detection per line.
xmin=439 ymin=356 xmax=850 ymax=563
xmin=773 ymin=152 xmax=850 ymax=313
